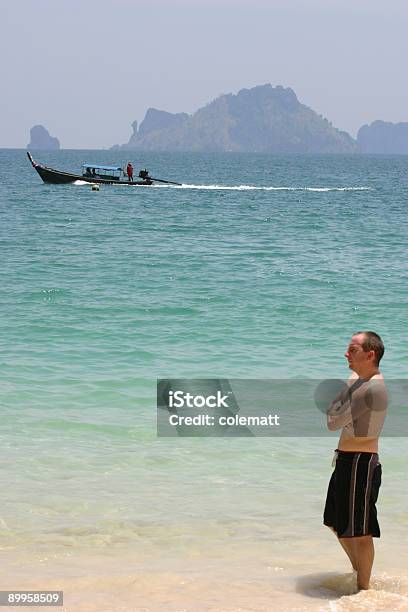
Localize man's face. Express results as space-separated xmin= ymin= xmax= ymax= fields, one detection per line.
xmin=344 ymin=333 xmax=374 ymax=372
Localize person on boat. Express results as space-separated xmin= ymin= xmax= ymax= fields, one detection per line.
xmin=85 ymin=167 xmax=92 ymax=177
xmin=126 ymin=162 xmax=134 ymax=182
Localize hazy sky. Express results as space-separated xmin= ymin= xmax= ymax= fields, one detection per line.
xmin=1 ymin=0 xmax=407 ymax=148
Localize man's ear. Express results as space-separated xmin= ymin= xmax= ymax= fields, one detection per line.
xmin=367 ymin=349 xmax=375 ymax=362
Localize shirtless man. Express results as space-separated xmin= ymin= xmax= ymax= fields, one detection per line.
xmin=323 ymin=331 xmax=387 ymax=591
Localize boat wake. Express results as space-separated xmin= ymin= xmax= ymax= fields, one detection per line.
xmin=160 ymin=184 xmax=372 ymax=192
xmin=72 ymin=180 xmax=371 ymax=192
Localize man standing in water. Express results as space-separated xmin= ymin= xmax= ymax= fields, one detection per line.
xmin=323 ymin=331 xmax=387 ymax=591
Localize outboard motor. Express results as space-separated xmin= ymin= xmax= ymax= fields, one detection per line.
xmin=139 ymin=169 xmax=149 ymax=180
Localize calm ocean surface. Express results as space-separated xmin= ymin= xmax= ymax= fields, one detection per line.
xmin=1 ymin=149 xmax=408 ymax=611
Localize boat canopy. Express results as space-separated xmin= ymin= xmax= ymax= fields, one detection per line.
xmin=82 ymin=164 xmax=123 ymax=171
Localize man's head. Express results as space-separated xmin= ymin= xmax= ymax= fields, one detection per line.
xmin=345 ymin=331 xmax=384 ymax=373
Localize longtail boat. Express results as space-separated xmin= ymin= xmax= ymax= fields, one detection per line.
xmin=27 ymin=152 xmax=181 ymax=186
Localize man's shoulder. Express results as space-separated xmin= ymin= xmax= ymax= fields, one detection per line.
xmin=366 ymin=375 xmax=387 ymax=410
xmin=368 ymin=373 xmax=386 ymax=389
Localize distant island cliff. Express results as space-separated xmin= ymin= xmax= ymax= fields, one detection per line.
xmin=27 ymin=125 xmax=60 ymax=150
xmin=357 ymin=120 xmax=408 ymax=153
xmin=112 ymin=84 xmax=358 ymax=154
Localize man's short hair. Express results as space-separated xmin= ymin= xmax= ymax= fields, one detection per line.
xmin=355 ymin=331 xmax=385 ymax=366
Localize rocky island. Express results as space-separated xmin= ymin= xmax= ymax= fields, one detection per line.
xmin=27 ymin=125 xmax=60 ymax=150
xmin=113 ymin=84 xmax=358 ymax=154
xmin=357 ymin=120 xmax=408 ymax=154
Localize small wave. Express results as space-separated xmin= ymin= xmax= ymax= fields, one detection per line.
xmin=322 ymin=572 xmax=408 ymax=611
xmin=331 ymin=589 xmax=408 ymax=611
xmin=165 ymin=184 xmax=372 ymax=192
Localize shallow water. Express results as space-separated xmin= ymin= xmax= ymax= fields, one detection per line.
xmin=1 ymin=149 xmax=407 ymax=610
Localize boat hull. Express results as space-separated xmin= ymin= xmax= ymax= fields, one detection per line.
xmin=27 ymin=152 xmax=153 ymax=186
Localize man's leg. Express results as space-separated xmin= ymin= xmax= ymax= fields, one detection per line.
xmin=327 ymin=527 xmax=357 ymax=571
xmin=352 ymin=535 xmax=374 ymax=590
xmin=338 ymin=537 xmax=357 ymax=571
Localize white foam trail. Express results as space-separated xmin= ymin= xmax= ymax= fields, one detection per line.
xmin=72 ymin=180 xmax=371 ymax=192
xmin=160 ymin=184 xmax=372 ymax=192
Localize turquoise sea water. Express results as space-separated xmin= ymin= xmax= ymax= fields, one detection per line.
xmin=1 ymin=149 xmax=408 ymax=610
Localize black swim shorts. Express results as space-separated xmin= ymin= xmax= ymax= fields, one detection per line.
xmin=323 ymin=450 xmax=382 ymax=538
